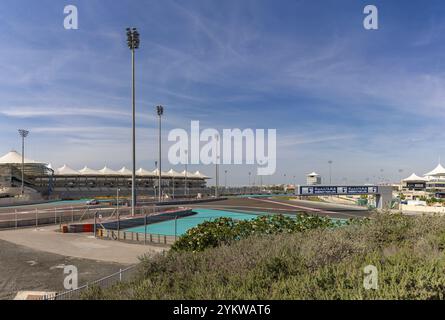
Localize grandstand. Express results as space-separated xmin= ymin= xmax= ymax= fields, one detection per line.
xmin=0 ymin=150 xmax=210 ymax=199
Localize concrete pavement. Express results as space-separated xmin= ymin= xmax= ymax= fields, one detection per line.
xmin=0 ymin=226 xmax=166 ymax=264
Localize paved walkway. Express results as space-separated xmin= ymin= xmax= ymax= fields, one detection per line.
xmin=0 ymin=226 xmax=166 ymax=264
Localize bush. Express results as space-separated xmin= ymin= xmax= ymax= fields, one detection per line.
xmin=171 ymin=214 xmax=337 ymax=252
xmin=83 ymin=213 xmax=445 ymax=300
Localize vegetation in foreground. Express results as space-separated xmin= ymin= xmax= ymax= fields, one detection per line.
xmin=83 ymin=213 xmax=445 ymax=300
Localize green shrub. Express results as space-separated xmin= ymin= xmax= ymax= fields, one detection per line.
xmin=171 ymin=214 xmax=336 ymax=252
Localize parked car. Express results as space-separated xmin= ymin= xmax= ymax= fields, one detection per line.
xmin=86 ymin=199 xmax=99 ymax=205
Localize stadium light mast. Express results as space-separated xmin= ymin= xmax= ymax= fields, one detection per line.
xmin=215 ymin=134 xmax=219 ymax=198
xmin=156 ymin=105 xmax=164 ymax=203
xmin=184 ymin=150 xmax=188 ymax=197
xmin=18 ymin=129 xmax=29 ymax=196
xmin=328 ymin=160 xmax=333 ymax=185
xmin=127 ymin=27 xmax=140 ymax=216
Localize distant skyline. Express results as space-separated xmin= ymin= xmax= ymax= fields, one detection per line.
xmin=1 ymin=0 xmax=445 ymax=185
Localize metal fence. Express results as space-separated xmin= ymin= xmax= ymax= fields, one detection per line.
xmin=42 ymin=265 xmax=138 ymax=300
xmin=98 ymin=228 xmax=177 ymax=245
xmin=0 ymin=205 xmax=171 ymax=230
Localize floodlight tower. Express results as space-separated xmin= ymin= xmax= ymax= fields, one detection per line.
xmin=156 ymin=105 xmax=164 ymax=203
xmin=18 ymin=129 xmax=29 ymax=196
xmin=126 ymin=27 xmax=140 ymax=216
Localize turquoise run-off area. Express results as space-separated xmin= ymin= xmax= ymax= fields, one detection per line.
xmin=125 ymin=208 xmax=346 ymax=236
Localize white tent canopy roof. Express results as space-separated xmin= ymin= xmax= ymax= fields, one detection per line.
xmin=0 ymin=150 xmax=44 ymax=165
xmin=307 ymin=172 xmax=320 ymax=177
xmin=79 ymin=166 xmax=100 ymax=175
xmin=136 ymin=168 xmax=153 ymax=176
xmin=403 ymin=173 xmax=427 ymax=182
xmin=180 ymin=170 xmax=196 ymax=178
xmin=118 ymin=167 xmax=132 ymax=175
xmin=424 ymin=163 xmax=445 ymax=177
xmin=56 ymin=165 xmax=80 ymax=175
xmin=99 ymin=166 xmax=119 ymax=175
xmin=165 ymin=169 xmax=181 ymax=177
xmin=193 ymin=171 xmax=209 ymax=179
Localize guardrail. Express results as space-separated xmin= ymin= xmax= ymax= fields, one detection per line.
xmin=97 ymin=228 xmax=177 ymax=245
xmin=42 ymin=265 xmax=138 ymax=300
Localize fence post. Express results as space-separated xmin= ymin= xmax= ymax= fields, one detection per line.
xmin=144 ymin=214 xmax=147 ymax=245
xmin=54 ymin=208 xmax=57 ymax=225
xmin=119 ymin=269 xmax=122 ymax=282
xmin=15 ymin=210 xmax=17 ymax=229
xmin=35 ymin=209 xmax=38 ymax=228
xmin=71 ymin=207 xmax=74 ymax=223
xmin=117 ymin=211 xmax=120 ymax=240
xmin=174 ymin=216 xmax=178 ymax=241
xmin=93 ymin=212 xmax=97 ymax=238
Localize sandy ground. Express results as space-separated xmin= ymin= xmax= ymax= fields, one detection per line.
xmin=0 ymin=239 xmax=129 ymax=300
xmin=0 ymin=226 xmax=167 ymax=299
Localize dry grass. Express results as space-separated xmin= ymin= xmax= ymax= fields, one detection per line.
xmin=83 ymin=212 xmax=445 ymax=300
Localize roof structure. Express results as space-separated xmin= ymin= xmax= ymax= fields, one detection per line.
xmin=79 ymin=166 xmax=101 ymax=175
xmin=0 ymin=152 xmax=210 ymax=179
xmin=136 ymin=168 xmax=153 ymax=176
xmin=307 ymin=172 xmax=320 ymax=176
xmin=99 ymin=166 xmax=119 ymax=175
xmin=56 ymin=165 xmax=80 ymax=175
xmin=424 ymin=164 xmax=445 ymax=177
xmin=403 ymin=173 xmax=427 ymax=182
xmin=0 ymin=150 xmax=44 ymax=165
xmin=193 ymin=171 xmax=210 ymax=179
xmin=118 ymin=167 xmax=132 ymax=175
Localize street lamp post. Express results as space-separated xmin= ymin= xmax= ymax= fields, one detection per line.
xmin=156 ymin=105 xmax=164 ymax=203
xmin=328 ymin=160 xmax=333 ymax=185
xmin=184 ymin=150 xmax=188 ymax=197
xmin=126 ymin=27 xmax=140 ymax=216
xmin=18 ymin=129 xmax=29 ymax=196
xmin=116 ymin=188 xmax=120 ymax=214
xmin=154 ymin=161 xmax=157 ymax=199
xmin=215 ymin=134 xmax=219 ymax=198
xmin=224 ymin=170 xmax=228 ymax=190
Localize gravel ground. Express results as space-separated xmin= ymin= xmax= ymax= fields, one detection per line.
xmin=0 ymin=239 xmax=129 ymax=300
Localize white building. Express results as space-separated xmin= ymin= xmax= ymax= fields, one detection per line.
xmin=306 ymin=172 xmax=321 ymax=185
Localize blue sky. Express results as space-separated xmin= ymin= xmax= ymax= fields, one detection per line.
xmin=1 ymin=0 xmax=445 ymax=185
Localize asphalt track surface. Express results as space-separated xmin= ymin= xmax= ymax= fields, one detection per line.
xmin=189 ymin=197 xmax=371 ymax=220
xmin=0 ymin=197 xmax=370 ymax=224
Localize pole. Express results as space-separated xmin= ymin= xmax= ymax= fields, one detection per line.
xmin=144 ymin=214 xmax=147 ymax=245
xmin=21 ymin=135 xmax=25 ymax=195
xmin=185 ymin=163 xmax=188 ymax=197
xmin=172 ymin=177 xmax=175 ymax=199
xmin=175 ymin=216 xmax=178 ymax=241
xmin=15 ymin=210 xmax=17 ymax=229
xmin=131 ymin=47 xmax=136 ymax=216
xmin=117 ymin=209 xmax=120 ymax=240
xmin=94 ymin=212 xmax=97 ymax=238
xmin=117 ymin=188 xmax=120 ymax=215
xmin=158 ymin=112 xmax=162 ymax=203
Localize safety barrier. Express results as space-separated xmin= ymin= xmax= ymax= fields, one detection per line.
xmin=42 ymin=265 xmax=138 ymax=300
xmin=97 ymin=228 xmax=176 ymax=245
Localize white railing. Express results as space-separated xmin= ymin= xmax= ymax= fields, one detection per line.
xmin=42 ymin=265 xmax=138 ymax=300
